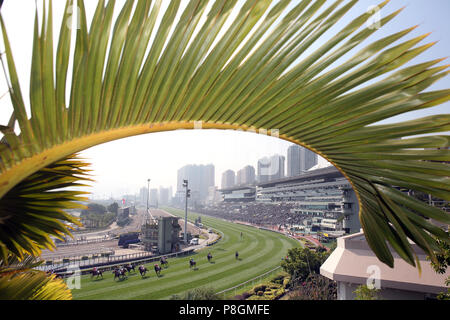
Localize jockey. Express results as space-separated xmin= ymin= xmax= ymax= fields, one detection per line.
xmin=93 ymin=267 xmax=97 ymax=273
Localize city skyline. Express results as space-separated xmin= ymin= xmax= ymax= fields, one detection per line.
xmin=84 ymin=129 xmax=330 ymax=200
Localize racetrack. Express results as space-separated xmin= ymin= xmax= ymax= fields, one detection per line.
xmin=72 ymin=208 xmax=300 ymax=300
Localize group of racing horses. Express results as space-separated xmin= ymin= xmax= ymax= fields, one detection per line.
xmin=89 ymin=251 xmax=239 ymax=281
xmin=88 ymin=256 xmax=169 ymax=281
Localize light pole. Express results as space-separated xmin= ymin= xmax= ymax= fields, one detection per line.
xmin=182 ymin=179 xmax=190 ymax=243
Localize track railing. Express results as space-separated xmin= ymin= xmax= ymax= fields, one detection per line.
xmin=37 ymin=249 xmax=196 ymax=274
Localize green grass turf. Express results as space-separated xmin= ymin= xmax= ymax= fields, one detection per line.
xmin=71 ymin=207 xmax=300 ymax=300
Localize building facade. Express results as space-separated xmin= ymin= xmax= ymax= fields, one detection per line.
xmin=220 ymin=186 xmax=256 ymax=202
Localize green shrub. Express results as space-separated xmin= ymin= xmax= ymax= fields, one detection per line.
xmin=283 ymin=276 xmax=291 ymax=289
xmin=271 ymin=274 xmax=285 ymax=285
xmin=353 ymin=285 xmax=381 ymax=300
xmin=253 ymin=284 xmax=267 ymax=292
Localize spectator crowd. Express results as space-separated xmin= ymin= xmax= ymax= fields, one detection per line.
xmin=195 ymin=202 xmax=307 ymax=229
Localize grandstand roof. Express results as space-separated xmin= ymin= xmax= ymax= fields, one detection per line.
xmin=218 ymin=185 xmax=256 ymax=193
xmin=257 ymin=166 xmax=345 ymax=188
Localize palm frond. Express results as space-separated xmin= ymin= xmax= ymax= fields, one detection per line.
xmin=0 ymin=270 xmax=71 ymax=300
xmin=0 ymin=0 xmax=448 ymax=270
xmin=0 ymin=154 xmax=91 ymax=261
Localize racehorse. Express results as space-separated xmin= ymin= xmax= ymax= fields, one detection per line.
xmin=90 ymin=268 xmax=103 ymax=279
xmin=207 ymin=253 xmax=213 ymax=263
xmin=124 ymin=264 xmax=135 ymax=273
xmin=189 ymin=258 xmax=196 ymax=269
xmin=160 ymin=256 xmax=168 ymax=268
xmin=138 ymin=265 xmax=148 ymax=278
xmin=112 ymin=267 xmax=127 ymax=281
xmin=154 ymin=264 xmax=161 ymax=277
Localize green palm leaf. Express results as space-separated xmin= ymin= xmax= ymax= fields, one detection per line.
xmin=0 ymin=251 xmax=72 ymax=300
xmin=0 ymin=269 xmax=71 ymax=300
xmin=0 ymin=0 xmax=448 ymax=273
xmin=0 ymin=154 xmax=91 ymax=261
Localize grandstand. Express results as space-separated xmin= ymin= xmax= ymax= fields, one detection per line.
xmin=201 ymin=167 xmax=361 ymax=235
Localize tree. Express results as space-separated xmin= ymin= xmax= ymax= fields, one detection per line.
xmin=0 ymin=0 xmax=449 ymax=299
xmin=353 ymin=285 xmax=381 ymax=300
xmin=427 ymin=236 xmax=450 ymax=300
xmin=281 ymin=247 xmax=329 ymax=283
xmin=107 ymin=202 xmax=119 ymax=215
xmin=81 ymin=203 xmax=107 ymax=216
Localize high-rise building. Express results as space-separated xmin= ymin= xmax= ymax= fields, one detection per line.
xmin=287 ymin=145 xmax=301 ymax=177
xmin=159 ymin=187 xmax=170 ymax=205
xmin=257 ymin=157 xmax=270 ymax=184
xmin=149 ymin=188 xmax=158 ymax=207
xmin=221 ymin=169 xmax=235 ymax=189
xmin=257 ymin=154 xmax=285 ymax=182
xmin=235 ymin=169 xmax=242 ymax=186
xmin=139 ymin=186 xmax=148 ymax=206
xmin=301 ymin=147 xmax=318 ymax=172
xmin=237 ymin=165 xmax=255 ymax=186
xmin=177 ymin=164 xmax=215 ymax=203
xmin=287 ymin=144 xmax=318 ymax=176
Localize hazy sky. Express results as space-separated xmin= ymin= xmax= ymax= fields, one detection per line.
xmin=0 ymin=1 xmax=448 ymax=198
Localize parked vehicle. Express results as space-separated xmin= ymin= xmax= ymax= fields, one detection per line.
xmin=118 ymin=232 xmax=140 ymax=248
